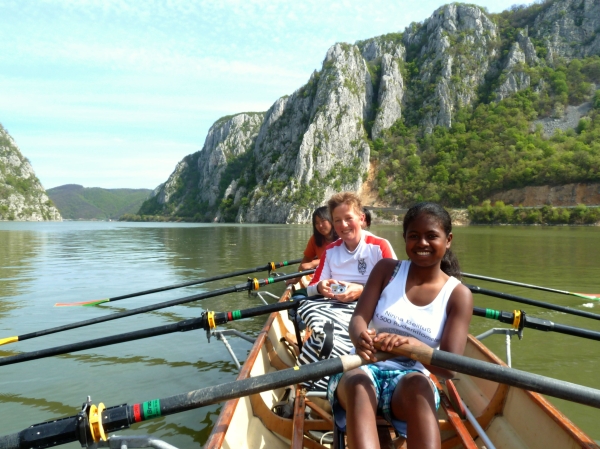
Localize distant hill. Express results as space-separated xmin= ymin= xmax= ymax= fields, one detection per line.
xmin=47 ymin=184 xmax=152 ymax=220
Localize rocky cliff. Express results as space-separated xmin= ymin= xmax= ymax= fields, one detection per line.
xmin=141 ymin=0 xmax=600 ymax=223
xmin=0 ymin=125 xmax=62 ymax=221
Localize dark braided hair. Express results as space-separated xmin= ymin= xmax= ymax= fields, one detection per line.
xmin=402 ymin=202 xmax=461 ymax=279
xmin=312 ymin=206 xmax=338 ymax=247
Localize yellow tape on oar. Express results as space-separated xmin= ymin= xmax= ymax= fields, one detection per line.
xmin=512 ymin=310 xmax=522 ymax=329
xmin=207 ymin=311 xmax=216 ymax=330
xmin=89 ymin=403 xmax=106 ymax=442
xmin=0 ymin=336 xmax=18 ymax=346
xmin=270 ymin=262 xmax=276 ymax=272
xmin=252 ymin=278 xmax=260 ymax=291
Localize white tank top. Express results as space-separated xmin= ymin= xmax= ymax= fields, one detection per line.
xmin=369 ymin=260 xmax=460 ymax=373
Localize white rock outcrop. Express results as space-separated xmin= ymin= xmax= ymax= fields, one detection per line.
xmin=0 ymin=126 xmax=62 ymax=221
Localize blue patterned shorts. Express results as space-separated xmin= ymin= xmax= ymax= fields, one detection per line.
xmin=327 ymin=364 xmax=440 ymax=438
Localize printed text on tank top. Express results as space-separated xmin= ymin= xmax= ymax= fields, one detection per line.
xmin=370 ymin=260 xmax=460 ymax=372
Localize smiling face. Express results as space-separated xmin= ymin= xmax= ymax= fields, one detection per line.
xmin=314 ymin=216 xmax=333 ymax=239
xmin=332 ymin=203 xmax=365 ymax=251
xmin=403 ymin=212 xmax=452 ymax=267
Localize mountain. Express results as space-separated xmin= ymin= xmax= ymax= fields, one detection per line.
xmin=138 ymin=0 xmax=600 ymax=223
xmin=0 ymin=125 xmax=62 ymax=221
xmin=47 ymin=184 xmax=152 ymax=220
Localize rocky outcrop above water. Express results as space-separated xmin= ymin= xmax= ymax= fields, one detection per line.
xmin=491 ymin=183 xmax=600 ymax=206
xmin=0 ymin=125 xmax=62 ymax=221
xmin=141 ymin=0 xmax=600 ymax=223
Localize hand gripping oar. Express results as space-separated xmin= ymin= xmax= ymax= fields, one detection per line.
xmin=55 ymin=258 xmax=302 ymax=307
xmin=0 ymin=270 xmax=315 ymax=347
xmin=4 ymin=345 xmax=600 ymax=449
xmin=466 ymin=284 xmax=600 ymax=322
xmin=0 ymin=297 xmax=320 ymax=366
xmin=462 ymin=272 xmax=600 ymax=301
xmin=474 ymin=306 xmax=600 ymax=341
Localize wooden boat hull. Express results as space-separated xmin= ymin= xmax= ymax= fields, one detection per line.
xmin=206 ymin=289 xmax=599 ymax=449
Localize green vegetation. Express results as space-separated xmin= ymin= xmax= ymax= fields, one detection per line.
xmin=48 ymin=184 xmax=152 ymax=220
xmin=468 ymin=201 xmax=600 ymax=225
xmin=371 ymin=55 xmax=600 ymax=207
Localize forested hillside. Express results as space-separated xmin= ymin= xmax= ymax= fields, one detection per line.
xmin=48 ymin=184 xmax=152 ymax=220
xmin=137 ymin=0 xmax=600 ymax=223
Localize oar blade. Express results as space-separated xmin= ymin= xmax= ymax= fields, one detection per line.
xmin=54 ymin=298 xmax=110 ymax=307
xmin=573 ymin=293 xmax=600 ymax=301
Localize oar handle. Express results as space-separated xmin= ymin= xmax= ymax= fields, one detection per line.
xmin=0 ymin=433 xmax=19 ymax=449
xmin=374 ymin=342 xmax=600 ymax=408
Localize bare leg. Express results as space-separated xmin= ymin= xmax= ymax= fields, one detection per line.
xmin=391 ymin=372 xmax=440 ymax=449
xmin=337 ymin=368 xmax=379 ymax=449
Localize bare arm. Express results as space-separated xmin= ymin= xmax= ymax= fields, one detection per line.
xmin=427 ymin=282 xmax=473 ymax=379
xmin=349 ymin=259 xmax=397 ymax=361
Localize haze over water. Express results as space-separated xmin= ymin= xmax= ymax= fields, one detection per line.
xmin=0 ymin=222 xmax=598 ymax=446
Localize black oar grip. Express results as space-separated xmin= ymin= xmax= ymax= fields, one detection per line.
xmin=0 ymin=433 xmax=20 ymax=449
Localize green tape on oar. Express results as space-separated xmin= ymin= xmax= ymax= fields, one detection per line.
xmin=232 ymin=310 xmax=242 ymax=320
xmin=142 ymin=399 xmax=161 ymax=419
xmin=485 ymin=308 xmax=500 ymax=320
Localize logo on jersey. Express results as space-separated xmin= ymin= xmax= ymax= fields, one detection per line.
xmin=358 ymin=258 xmax=367 ymax=275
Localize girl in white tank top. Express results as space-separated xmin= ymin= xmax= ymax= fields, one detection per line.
xmin=328 ymin=202 xmax=473 ymax=448
xmin=370 ymin=259 xmax=461 ymax=374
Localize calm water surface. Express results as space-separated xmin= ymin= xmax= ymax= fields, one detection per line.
xmin=0 ymin=222 xmax=599 ymax=446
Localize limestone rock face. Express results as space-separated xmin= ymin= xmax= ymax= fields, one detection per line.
xmin=0 ymin=125 xmax=62 ymax=221
xmin=533 ymin=0 xmax=600 ymax=63
xmin=143 ymin=0 xmax=600 ymax=222
xmin=241 ymin=43 xmax=374 ymax=223
xmin=149 ymin=112 xmax=264 ymax=216
xmin=404 ymin=4 xmax=497 ymax=132
xmin=496 ymin=30 xmax=539 ymax=101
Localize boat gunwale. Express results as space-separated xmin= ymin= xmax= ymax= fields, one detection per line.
xmin=466 ymin=335 xmax=600 ymax=448
xmin=204 ymin=287 xmax=292 ymax=449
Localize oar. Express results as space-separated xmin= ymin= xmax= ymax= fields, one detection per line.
xmin=6 ymin=298 xmax=599 ymax=367
xmin=0 ymin=270 xmax=315 ymax=347
xmin=474 ymin=307 xmax=600 ymax=341
xmin=0 ymin=297 xmax=318 ymax=366
xmin=4 ymin=345 xmax=600 ymax=449
xmin=466 ymin=284 xmax=600 ymax=322
xmin=462 ymin=272 xmax=600 ymax=301
xmin=55 ymin=258 xmax=302 ymax=307
xmin=0 ymin=352 xmax=387 ymax=449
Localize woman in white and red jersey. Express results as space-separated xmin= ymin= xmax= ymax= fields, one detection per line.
xmin=296 ymin=192 xmax=396 ymax=391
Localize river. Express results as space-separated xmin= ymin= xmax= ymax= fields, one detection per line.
xmin=0 ymin=221 xmax=599 ymax=447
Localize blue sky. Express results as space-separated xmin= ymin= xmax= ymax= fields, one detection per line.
xmin=0 ymin=0 xmax=534 ymax=190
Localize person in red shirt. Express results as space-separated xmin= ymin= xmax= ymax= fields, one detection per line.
xmin=300 ymin=205 xmax=339 ymax=271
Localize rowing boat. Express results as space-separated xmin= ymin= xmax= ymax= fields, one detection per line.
xmin=205 ymin=285 xmax=600 ymax=449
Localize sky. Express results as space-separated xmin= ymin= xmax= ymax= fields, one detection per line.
xmin=0 ymin=0 xmax=536 ymax=190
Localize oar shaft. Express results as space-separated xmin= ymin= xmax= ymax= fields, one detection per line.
xmin=467 ymin=284 xmax=600 ymax=321
xmin=0 ymin=296 xmax=321 ymax=367
xmin=0 ymin=353 xmax=371 ymax=449
xmin=473 ymin=307 xmax=600 ymax=341
xmin=462 ymin=272 xmax=570 ymax=295
xmin=379 ymin=343 xmax=600 ymax=408
xmin=98 ymin=259 xmax=303 ymax=302
xmin=7 ymin=270 xmax=314 ymax=345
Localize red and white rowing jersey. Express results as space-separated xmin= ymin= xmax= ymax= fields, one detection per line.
xmin=306 ymin=231 xmax=397 ymax=296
